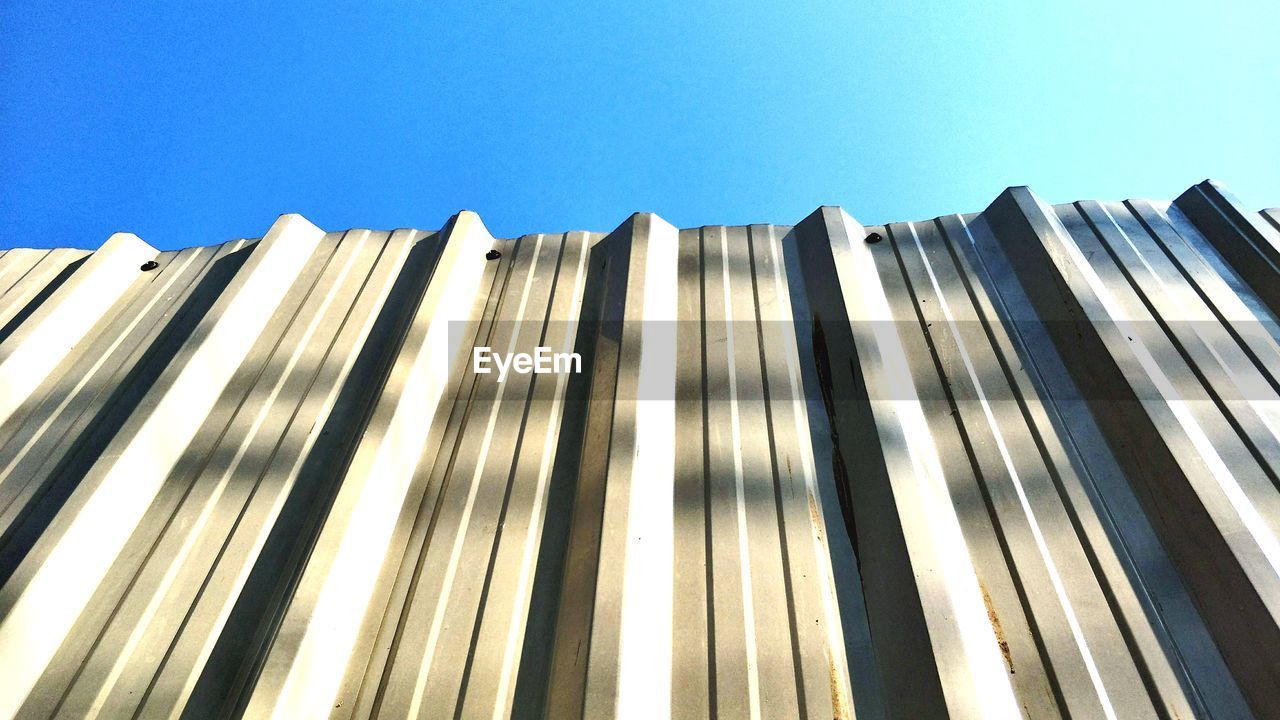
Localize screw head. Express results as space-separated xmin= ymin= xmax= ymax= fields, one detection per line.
xmin=865 ymin=232 xmax=883 ymax=244
xmin=485 ymin=249 xmax=501 ymax=260
xmin=140 ymin=260 xmax=159 ymax=271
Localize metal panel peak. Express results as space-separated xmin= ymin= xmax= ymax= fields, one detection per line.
xmin=0 ymin=183 xmax=1278 ymax=718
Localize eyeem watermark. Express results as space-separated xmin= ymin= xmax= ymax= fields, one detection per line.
xmin=455 ymin=318 xmax=1280 ymax=400
xmin=473 ymin=346 xmax=582 ymax=382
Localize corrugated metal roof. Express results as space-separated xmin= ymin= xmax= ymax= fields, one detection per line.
xmin=0 ymin=180 xmax=1278 ymax=718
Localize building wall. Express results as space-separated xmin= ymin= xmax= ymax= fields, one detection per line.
xmin=0 ymin=181 xmax=1277 ymax=718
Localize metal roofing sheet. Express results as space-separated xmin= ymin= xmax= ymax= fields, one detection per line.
xmin=0 ymin=180 xmax=1278 ymax=718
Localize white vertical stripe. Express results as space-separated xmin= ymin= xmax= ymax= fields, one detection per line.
xmin=912 ymin=220 xmax=1117 ymax=719
xmin=0 ymin=248 xmax=205 ymax=485
xmin=492 ymin=232 xmax=591 ymax=719
xmin=839 ymin=212 xmax=1021 ymax=717
xmin=1156 ymin=204 xmax=1280 ymax=367
xmin=766 ymin=227 xmax=854 ymax=715
xmin=165 ymin=233 xmax=413 ymax=718
xmin=720 ymin=228 xmax=762 ymax=720
xmin=402 ymin=232 xmax=550 ymax=719
xmin=1096 ymin=204 xmax=1280 ymax=447
xmin=616 ymin=217 xmax=678 ymax=719
xmin=87 ymin=232 xmax=372 ymax=719
xmin=0 ymin=233 xmax=157 ymax=427
xmin=267 ymin=217 xmax=491 ymax=718
xmin=0 ymin=216 xmax=320 ymax=719
xmin=1036 ymin=202 xmax=1280 ymax=577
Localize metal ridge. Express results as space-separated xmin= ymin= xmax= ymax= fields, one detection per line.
xmin=0 ymin=180 xmax=1277 ymax=718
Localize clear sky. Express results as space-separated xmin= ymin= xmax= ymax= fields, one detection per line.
xmin=2 ymin=1 xmax=1276 ymax=250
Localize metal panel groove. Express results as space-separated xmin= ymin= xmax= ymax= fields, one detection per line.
xmin=0 ymin=180 xmax=1277 ymax=719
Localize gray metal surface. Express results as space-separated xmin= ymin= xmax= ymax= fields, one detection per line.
xmin=0 ymin=180 xmax=1278 ymax=718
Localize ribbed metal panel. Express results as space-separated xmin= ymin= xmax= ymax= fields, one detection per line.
xmin=0 ymin=180 xmax=1277 ymax=718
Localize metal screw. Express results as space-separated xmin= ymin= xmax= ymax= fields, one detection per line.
xmin=485 ymin=249 xmax=501 ymax=260
xmin=865 ymin=232 xmax=882 ymax=244
xmin=140 ymin=260 xmax=159 ymax=271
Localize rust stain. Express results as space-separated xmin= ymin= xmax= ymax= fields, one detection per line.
xmin=827 ymin=648 xmax=850 ymax=720
xmin=808 ymin=493 xmax=825 ymax=544
xmin=979 ymin=579 xmax=1014 ymax=675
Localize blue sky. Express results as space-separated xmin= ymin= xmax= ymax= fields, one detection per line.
xmin=2 ymin=1 xmax=1276 ymax=250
